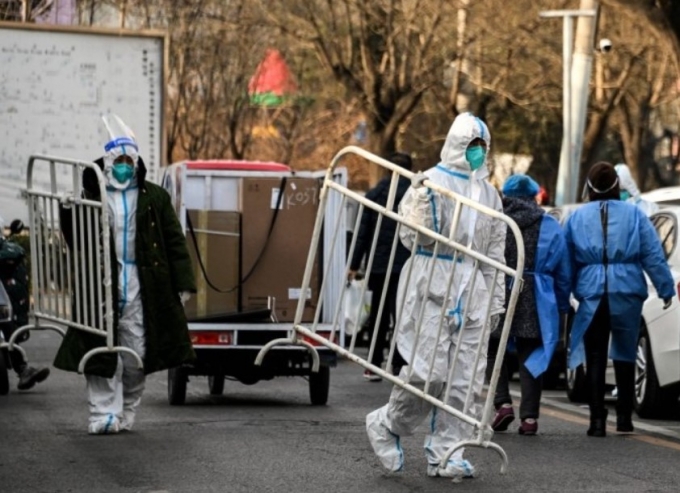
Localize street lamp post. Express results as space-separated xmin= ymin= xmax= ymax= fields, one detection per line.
xmin=540 ymin=9 xmax=597 ymax=206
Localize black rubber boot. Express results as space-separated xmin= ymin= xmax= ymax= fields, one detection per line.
xmin=616 ymin=413 xmax=634 ymax=433
xmin=587 ymin=408 xmax=608 ymax=437
xmin=614 ymin=361 xmax=635 ymax=433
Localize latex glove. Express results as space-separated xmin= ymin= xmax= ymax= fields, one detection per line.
xmin=60 ymin=193 xmax=75 ymax=209
xmin=411 ymin=171 xmax=428 ymax=189
xmin=179 ymin=292 xmax=191 ymax=305
xmin=663 ymin=298 xmax=672 ymax=310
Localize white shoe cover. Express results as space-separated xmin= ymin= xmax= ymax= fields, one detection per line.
xmin=427 ymin=459 xmax=475 ymax=480
xmin=120 ymin=410 xmax=136 ymax=432
xmin=366 ymin=408 xmax=404 ymax=472
xmin=88 ymin=414 xmax=121 ymax=435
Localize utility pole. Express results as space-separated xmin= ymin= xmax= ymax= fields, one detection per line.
xmin=540 ymin=3 xmax=598 ymax=206
xmin=570 ymin=0 xmax=599 ymax=201
xmin=450 ymin=0 xmax=475 ymax=114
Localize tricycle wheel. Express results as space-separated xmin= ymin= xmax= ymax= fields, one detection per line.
xmin=0 ymin=350 xmax=9 ymax=396
xmin=309 ymin=365 xmax=330 ymax=406
xmin=208 ymin=374 xmax=225 ymax=396
xmin=168 ymin=367 xmax=188 ymax=405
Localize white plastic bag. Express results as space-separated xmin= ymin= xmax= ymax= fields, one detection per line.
xmin=344 ymin=279 xmax=372 ymax=336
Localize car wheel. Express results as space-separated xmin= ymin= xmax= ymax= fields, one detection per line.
xmin=634 ymin=330 xmax=680 ymax=419
xmin=0 ymin=350 xmax=9 ymax=396
xmin=567 ymin=364 xmax=588 ymax=403
xmin=168 ymin=367 xmax=188 ymax=405
xmin=309 ymin=365 xmax=330 ymax=406
xmin=208 ymin=373 xmax=225 ymax=396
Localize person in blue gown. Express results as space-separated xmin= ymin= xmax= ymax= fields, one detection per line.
xmin=565 ymin=162 xmax=674 ymax=437
xmin=488 ymin=174 xmax=571 ymax=436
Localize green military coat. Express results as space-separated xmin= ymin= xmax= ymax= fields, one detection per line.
xmin=53 ymin=158 xmax=197 ymax=378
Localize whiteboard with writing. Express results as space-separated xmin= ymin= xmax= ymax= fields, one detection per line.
xmin=0 ymin=23 xmax=165 ymax=222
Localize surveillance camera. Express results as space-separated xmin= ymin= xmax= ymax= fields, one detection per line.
xmin=599 ymin=38 xmax=612 ymax=53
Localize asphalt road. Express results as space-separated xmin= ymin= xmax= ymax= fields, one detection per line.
xmin=2 ymin=331 xmax=680 ymax=493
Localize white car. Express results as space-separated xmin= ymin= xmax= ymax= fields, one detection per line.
xmin=641 ymin=186 xmax=680 ymax=207
xmin=548 ymin=205 xmax=680 ymax=419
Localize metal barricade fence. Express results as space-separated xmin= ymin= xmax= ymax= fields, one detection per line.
xmin=256 ymin=146 xmax=524 ymax=474
xmin=8 ymin=155 xmax=143 ymax=373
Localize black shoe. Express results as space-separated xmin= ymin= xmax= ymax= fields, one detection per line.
xmin=587 ymin=409 xmax=608 ymax=437
xmin=616 ymin=414 xmax=634 ymax=433
xmin=17 ymin=366 xmax=50 ymax=391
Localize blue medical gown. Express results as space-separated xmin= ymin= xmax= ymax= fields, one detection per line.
xmin=523 ymin=215 xmax=572 ymax=378
xmin=565 ymin=201 xmax=674 ymax=368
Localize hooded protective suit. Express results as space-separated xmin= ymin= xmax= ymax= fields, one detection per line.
xmin=71 ymin=114 xmax=195 ymax=434
xmin=366 ymin=113 xmax=506 ymax=477
xmin=84 ymin=115 xmax=146 ymax=434
xmin=615 ymin=164 xmax=658 ymax=216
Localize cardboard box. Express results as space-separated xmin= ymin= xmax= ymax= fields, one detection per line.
xmin=184 ymin=210 xmax=240 ymax=321
xmin=240 ymin=177 xmax=321 ymax=322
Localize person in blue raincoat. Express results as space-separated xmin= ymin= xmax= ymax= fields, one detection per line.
xmin=487 ymin=174 xmax=571 ymax=436
xmin=565 ymin=162 xmax=674 ymax=437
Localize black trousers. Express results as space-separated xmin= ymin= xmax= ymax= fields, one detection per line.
xmin=584 ymin=297 xmax=635 ymax=419
xmin=0 ymin=323 xmax=27 ymax=375
xmin=367 ymin=272 xmax=406 ymax=373
xmin=487 ymin=336 xmax=543 ymax=420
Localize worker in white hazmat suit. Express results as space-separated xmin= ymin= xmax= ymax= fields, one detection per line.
xmin=90 ymin=116 xmax=147 ymax=434
xmin=614 ymin=163 xmax=658 ymax=216
xmin=366 ymin=113 xmax=506 ymax=479
xmin=54 ymin=114 xmax=196 ymax=434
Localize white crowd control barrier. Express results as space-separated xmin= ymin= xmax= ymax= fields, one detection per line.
xmin=256 ymin=146 xmax=524 ymax=474
xmin=8 ymin=155 xmax=143 ymax=373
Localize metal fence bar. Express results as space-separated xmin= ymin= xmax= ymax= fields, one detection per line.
xmin=94 ymin=200 xmax=104 ymax=336
xmin=86 ymin=205 xmax=97 ymax=329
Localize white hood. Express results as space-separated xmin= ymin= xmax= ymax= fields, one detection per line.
xmin=101 ymin=114 xmax=140 ymax=190
xmin=615 ymin=163 xmax=640 ymax=198
xmin=615 ymin=163 xmax=659 ymax=216
xmin=439 ymin=112 xmax=491 ymax=179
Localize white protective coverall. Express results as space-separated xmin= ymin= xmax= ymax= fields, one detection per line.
xmin=88 ymin=116 xmax=146 ymax=434
xmin=615 ymin=163 xmax=658 ymax=216
xmin=366 ymin=113 xmax=506 ymax=478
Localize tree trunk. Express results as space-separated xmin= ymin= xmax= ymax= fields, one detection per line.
xmin=579 ymin=110 xmax=610 ymax=185
xmin=366 ymin=116 xmax=397 ymax=185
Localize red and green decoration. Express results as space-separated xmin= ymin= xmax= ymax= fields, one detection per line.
xmin=248 ymin=49 xmax=298 ymax=107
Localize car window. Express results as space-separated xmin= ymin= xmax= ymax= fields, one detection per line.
xmin=650 ymin=213 xmax=677 ymax=260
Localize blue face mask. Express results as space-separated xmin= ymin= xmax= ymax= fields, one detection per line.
xmin=112 ymin=163 xmax=134 ymax=183
xmin=620 ymin=191 xmax=630 ymax=201
xmin=465 ymin=145 xmax=487 ymax=171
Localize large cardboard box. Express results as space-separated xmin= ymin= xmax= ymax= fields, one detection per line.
xmin=240 ymin=177 xmax=320 ymax=322
xmin=184 ymin=210 xmax=240 ymax=321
